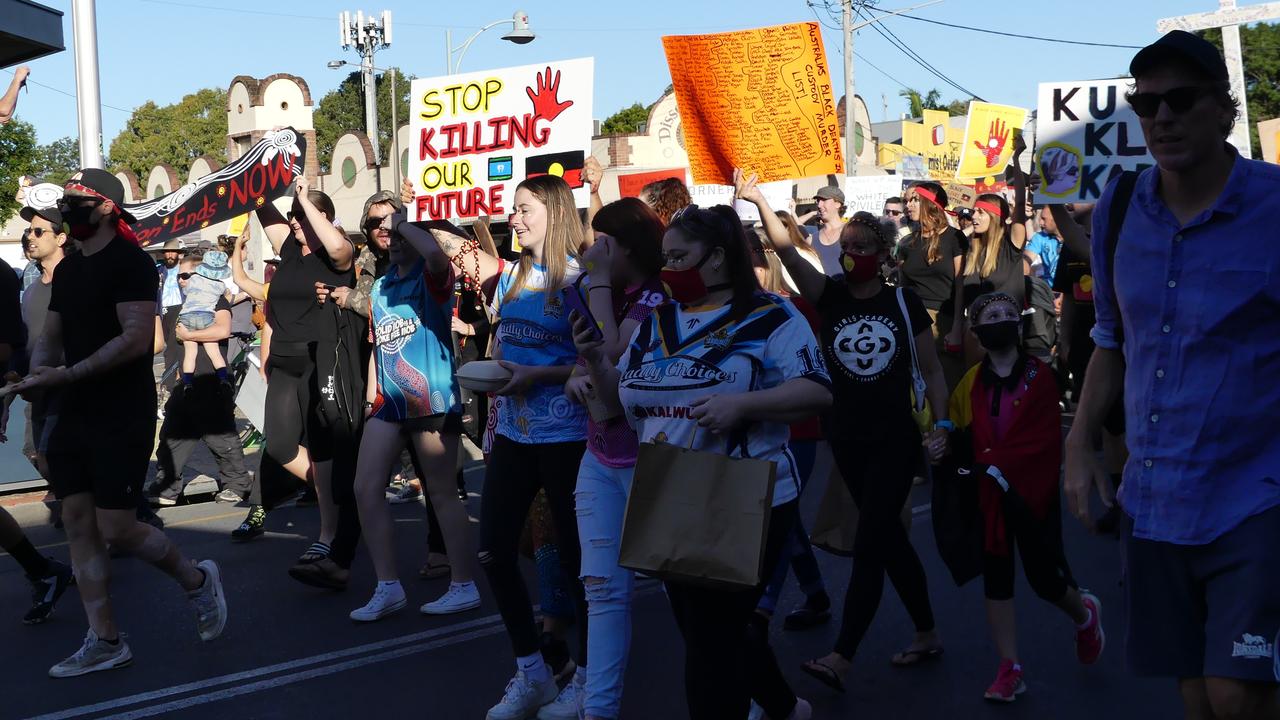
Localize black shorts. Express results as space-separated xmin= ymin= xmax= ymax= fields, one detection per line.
xmin=1125 ymin=504 xmax=1280 ymax=681
xmin=394 ymin=413 xmax=464 ymax=435
xmin=264 ymin=352 xmax=334 ymax=463
xmin=45 ymin=409 xmax=157 ymax=510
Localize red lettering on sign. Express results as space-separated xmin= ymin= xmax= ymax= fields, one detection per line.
xmin=414 ymin=185 xmax=507 ymax=220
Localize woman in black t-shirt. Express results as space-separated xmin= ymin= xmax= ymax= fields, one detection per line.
xmin=737 ymin=169 xmax=950 ymax=694
xmin=255 ymin=177 xmax=355 ymax=576
xmin=899 ymin=183 xmax=965 ymax=387
xmin=945 ymin=193 xmax=1028 ymax=370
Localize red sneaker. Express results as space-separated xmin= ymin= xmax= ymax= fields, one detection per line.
xmin=983 ymin=659 xmax=1026 ymax=703
xmin=1075 ymin=592 xmax=1106 ymax=665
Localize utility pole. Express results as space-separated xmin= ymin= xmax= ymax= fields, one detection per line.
xmin=71 ymin=0 xmax=104 ymax=168
xmin=843 ymin=0 xmax=856 ymax=176
xmin=339 ymin=10 xmax=392 ymax=187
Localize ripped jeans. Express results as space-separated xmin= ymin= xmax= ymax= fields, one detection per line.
xmin=574 ymin=451 xmax=635 ymax=720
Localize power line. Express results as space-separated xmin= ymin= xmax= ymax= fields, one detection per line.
xmin=1 ymin=68 xmax=132 ymax=114
xmin=808 ymin=1 xmax=914 ymax=92
xmin=848 ymin=2 xmax=985 ymax=100
xmin=890 ymin=12 xmax=1143 ymax=49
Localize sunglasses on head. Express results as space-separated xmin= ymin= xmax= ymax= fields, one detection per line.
xmin=1127 ymin=86 xmax=1214 ymax=119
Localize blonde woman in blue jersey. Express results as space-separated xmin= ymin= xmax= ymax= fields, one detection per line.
xmin=346 ymin=211 xmax=481 ymax=623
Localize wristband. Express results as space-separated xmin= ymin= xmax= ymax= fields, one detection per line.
xmin=588 ymin=285 xmax=612 ymax=292
xmin=934 ymin=419 xmax=955 ymax=432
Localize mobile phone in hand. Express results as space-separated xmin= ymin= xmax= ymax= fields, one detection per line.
xmin=562 ymin=282 xmax=603 ymax=342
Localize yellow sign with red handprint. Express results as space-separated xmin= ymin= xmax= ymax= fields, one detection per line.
xmin=956 ymin=101 xmax=1028 ymax=181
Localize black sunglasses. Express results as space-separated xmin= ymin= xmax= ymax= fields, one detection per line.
xmin=178 ymin=272 xmax=194 ymax=280
xmin=884 ymin=209 xmax=903 ymax=217
xmin=27 ymin=227 xmax=55 ymax=238
xmin=1127 ymin=86 xmax=1214 ymax=119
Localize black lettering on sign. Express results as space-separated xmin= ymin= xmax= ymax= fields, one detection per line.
xmin=1089 ymin=85 xmax=1117 ymax=120
xmin=1085 ymin=122 xmax=1114 ymax=156
xmin=1116 ymin=123 xmax=1147 ymax=156
xmin=1053 ymin=87 xmax=1080 ymax=122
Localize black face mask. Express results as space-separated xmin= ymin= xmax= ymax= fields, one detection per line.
xmin=973 ymin=320 xmax=1021 ymax=351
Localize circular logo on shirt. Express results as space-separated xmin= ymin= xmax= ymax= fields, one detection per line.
xmin=830 ymin=315 xmax=898 ymax=381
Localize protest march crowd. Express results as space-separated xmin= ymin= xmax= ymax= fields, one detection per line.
xmin=1 ymin=26 xmax=1278 ymax=720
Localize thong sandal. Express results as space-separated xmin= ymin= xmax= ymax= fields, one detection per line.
xmin=297 ymin=542 xmax=331 ymax=565
xmin=891 ymin=646 xmax=945 ymax=667
xmin=419 ymin=561 xmax=451 ymax=580
xmin=800 ymin=659 xmax=846 ymax=694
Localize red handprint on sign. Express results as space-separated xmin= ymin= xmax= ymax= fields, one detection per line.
xmin=975 ymin=118 xmax=1010 ymax=169
xmin=526 ymin=67 xmax=574 ymax=122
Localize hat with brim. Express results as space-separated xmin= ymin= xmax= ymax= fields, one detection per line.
xmin=815 ymin=185 xmax=846 ymax=204
xmin=145 ymin=238 xmax=188 ymax=254
xmin=1130 ymin=30 xmax=1229 ymax=82
xmin=196 ymin=250 xmax=232 ymax=281
xmin=20 ymin=205 xmax=64 ymax=227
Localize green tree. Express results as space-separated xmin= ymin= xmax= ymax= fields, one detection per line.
xmin=313 ymin=68 xmax=411 ymax=174
xmin=0 ymin=118 xmax=38 ymax=220
xmin=899 ymin=88 xmax=943 ymax=118
xmin=107 ymin=88 xmax=227 ymax=182
xmin=600 ymin=103 xmax=650 ymax=135
xmin=944 ymin=98 xmax=972 ymax=117
xmin=33 ymin=136 xmax=79 ymax=186
xmin=1201 ymin=22 xmax=1280 ymax=156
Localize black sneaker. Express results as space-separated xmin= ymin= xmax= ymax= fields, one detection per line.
xmin=783 ymin=591 xmax=832 ymax=631
xmin=231 ymin=505 xmax=266 ymax=543
xmin=25 ymin=560 xmax=75 ymax=625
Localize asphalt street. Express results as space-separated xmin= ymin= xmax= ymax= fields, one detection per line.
xmin=1 ymin=446 xmax=1185 ymax=720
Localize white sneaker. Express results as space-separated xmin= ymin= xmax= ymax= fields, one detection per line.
xmin=188 ymin=559 xmax=228 ymax=641
xmin=537 ymin=670 xmax=584 ymax=720
xmin=49 ymin=629 xmax=133 ymax=678
xmin=486 ymin=671 xmax=559 ymax=720
xmin=350 ymin=582 xmax=407 ymax=622
xmin=419 ymin=581 xmax=481 ymax=615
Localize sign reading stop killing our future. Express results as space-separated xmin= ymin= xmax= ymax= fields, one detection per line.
xmin=662 ymin=22 xmax=844 ymax=185
xmin=1034 ymin=79 xmax=1153 ymax=203
xmin=409 ymin=58 xmax=594 ymax=221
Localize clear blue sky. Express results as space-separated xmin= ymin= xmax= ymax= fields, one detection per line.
xmin=4 ymin=0 xmax=1235 ymax=147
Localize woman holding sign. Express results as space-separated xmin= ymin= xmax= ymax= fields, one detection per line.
xmin=735 ymin=169 xmax=949 ymax=694
xmin=419 ymin=176 xmax=591 ymax=720
xmin=572 ymin=201 xmax=829 ymax=720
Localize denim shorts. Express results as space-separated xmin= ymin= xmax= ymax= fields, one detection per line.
xmin=178 ymin=310 xmax=215 ymax=330
xmin=1125 ymin=503 xmax=1280 ymax=681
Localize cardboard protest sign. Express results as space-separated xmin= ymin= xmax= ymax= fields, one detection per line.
xmin=1258 ymin=118 xmax=1280 ymax=164
xmin=127 ymin=128 xmax=305 ymax=248
xmin=844 ymin=175 xmax=904 ymax=215
xmin=1034 ymin=79 xmax=1153 ymax=203
xmin=662 ymin=22 xmax=843 ymax=185
xmin=408 ymin=58 xmax=594 ymax=221
xmin=687 ymin=180 xmax=792 ymax=223
xmin=617 ymin=168 xmax=687 ymax=198
xmin=956 ymin=102 xmax=1028 ymax=180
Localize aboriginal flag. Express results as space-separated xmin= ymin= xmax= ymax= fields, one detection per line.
xmin=525 ymin=151 xmax=585 ymax=189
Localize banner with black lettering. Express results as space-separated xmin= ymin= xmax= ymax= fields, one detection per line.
xmin=1034 ymin=80 xmax=1153 ymax=203
xmin=127 ymin=128 xmax=306 ymax=247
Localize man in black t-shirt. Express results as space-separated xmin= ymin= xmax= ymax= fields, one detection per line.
xmin=12 ymin=169 xmax=228 ymax=678
xmin=147 ymin=254 xmax=252 ymax=511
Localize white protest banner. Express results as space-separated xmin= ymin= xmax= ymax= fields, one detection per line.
xmin=688 ymin=180 xmax=792 ymax=223
xmin=843 ymin=175 xmax=904 ymax=215
xmin=409 ymin=58 xmax=594 ymax=220
xmin=1034 ymin=79 xmax=1153 ymax=203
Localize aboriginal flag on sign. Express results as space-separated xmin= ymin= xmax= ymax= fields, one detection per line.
xmin=525 ymin=151 xmax=585 ymax=189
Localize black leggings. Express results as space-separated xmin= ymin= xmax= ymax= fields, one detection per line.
xmin=479 ymin=436 xmax=588 ymax=664
xmin=983 ymin=501 xmax=1076 ymax=602
xmin=263 ymin=352 xmax=334 ymax=463
xmin=831 ymin=422 xmax=936 ymax=659
xmin=665 ymin=500 xmax=800 ymax=720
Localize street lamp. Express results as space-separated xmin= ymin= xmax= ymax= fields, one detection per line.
xmin=328 ymin=58 xmax=400 ymax=192
xmin=445 ymin=10 xmax=535 ymax=74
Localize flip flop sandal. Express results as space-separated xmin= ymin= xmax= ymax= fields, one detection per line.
xmin=297 ymin=542 xmax=331 ymax=565
xmin=419 ymin=561 xmax=451 ymax=580
xmin=891 ymin=646 xmax=945 ymax=667
xmin=800 ymin=659 xmax=846 ymax=693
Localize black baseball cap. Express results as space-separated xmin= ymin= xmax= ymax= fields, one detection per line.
xmin=64 ymin=167 xmax=137 ymax=223
xmin=1130 ymin=30 xmax=1229 ymax=83
xmin=20 ymin=205 xmax=64 ymax=226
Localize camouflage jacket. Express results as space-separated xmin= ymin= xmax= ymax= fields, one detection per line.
xmin=346 ymin=245 xmax=385 ymax=319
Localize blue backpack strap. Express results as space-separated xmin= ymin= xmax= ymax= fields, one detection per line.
xmin=1104 ymin=171 xmax=1139 ymax=350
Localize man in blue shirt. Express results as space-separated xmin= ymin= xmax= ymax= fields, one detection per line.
xmin=1065 ymin=31 xmax=1280 ymax=720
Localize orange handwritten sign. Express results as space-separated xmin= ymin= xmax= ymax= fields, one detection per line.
xmin=662 ymin=22 xmax=844 ymax=185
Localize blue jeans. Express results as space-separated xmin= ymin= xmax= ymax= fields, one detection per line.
xmin=758 ymin=439 xmax=826 ymax=613
xmin=574 ymin=451 xmax=635 ymax=720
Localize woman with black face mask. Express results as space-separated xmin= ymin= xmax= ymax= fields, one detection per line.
xmin=734 ymin=170 xmax=949 ymax=692
xmin=946 ymin=292 xmax=1105 ymax=703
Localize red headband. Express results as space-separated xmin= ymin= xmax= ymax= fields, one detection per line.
xmin=974 ymin=200 xmax=1004 ymax=219
xmin=65 ymin=182 xmax=140 ymax=245
xmin=913 ymin=187 xmax=958 ymax=217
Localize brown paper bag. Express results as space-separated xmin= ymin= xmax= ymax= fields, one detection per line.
xmin=619 ymin=438 xmax=777 ymax=589
xmin=809 ymin=464 xmax=859 ymax=557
